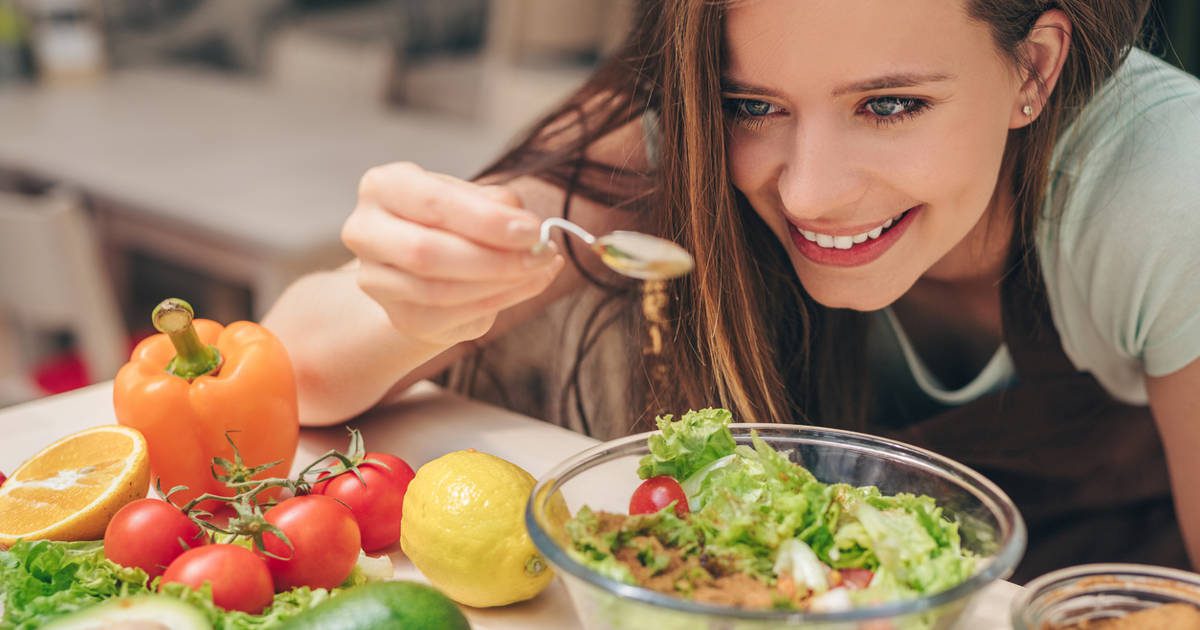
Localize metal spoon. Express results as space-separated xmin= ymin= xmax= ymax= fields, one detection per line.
xmin=532 ymin=217 xmax=694 ymax=280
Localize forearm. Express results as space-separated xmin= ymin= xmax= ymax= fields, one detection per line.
xmin=260 ymin=264 xmax=457 ymax=426
xmin=1147 ymin=357 xmax=1200 ymax=569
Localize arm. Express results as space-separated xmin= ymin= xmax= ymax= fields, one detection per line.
xmin=262 ymin=119 xmax=650 ymax=426
xmin=1146 ymin=356 xmax=1200 ymax=569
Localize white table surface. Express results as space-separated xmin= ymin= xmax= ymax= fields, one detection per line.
xmin=0 ymin=383 xmax=1022 ymax=628
xmin=0 ymin=67 xmax=510 ymax=256
xmin=0 ymin=67 xmax=515 ymax=314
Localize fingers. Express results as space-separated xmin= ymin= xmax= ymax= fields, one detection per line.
xmin=344 ymin=205 xmax=559 ymax=281
xmin=357 ymin=257 xmax=566 ymax=343
xmin=357 ymin=163 xmax=543 ymax=251
xmin=356 ymin=261 xmax=553 ymax=307
xmin=345 ymin=162 xmax=567 ymax=347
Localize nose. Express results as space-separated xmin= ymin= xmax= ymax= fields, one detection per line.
xmin=776 ymin=123 xmax=867 ymax=221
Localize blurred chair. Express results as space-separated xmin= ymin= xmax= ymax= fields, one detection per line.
xmin=265 ymin=22 xmax=394 ymax=107
xmin=0 ymin=188 xmax=126 ymax=405
xmin=100 ymin=0 xmax=289 ymax=72
xmin=484 ymin=0 xmax=632 ymax=65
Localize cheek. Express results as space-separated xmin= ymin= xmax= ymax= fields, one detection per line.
xmin=727 ymin=133 xmax=788 ymax=229
xmin=911 ymin=96 xmax=1014 ymax=210
xmin=728 ymin=133 xmax=777 ymax=203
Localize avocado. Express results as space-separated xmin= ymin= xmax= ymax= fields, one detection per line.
xmin=279 ymin=581 xmax=470 ymax=630
xmin=42 ymin=595 xmax=208 ymax=630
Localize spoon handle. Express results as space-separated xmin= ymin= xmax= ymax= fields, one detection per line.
xmin=532 ymin=217 xmax=596 ymax=254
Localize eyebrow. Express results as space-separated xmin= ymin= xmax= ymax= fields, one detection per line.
xmin=831 ymin=72 xmax=955 ymax=97
xmin=720 ymin=72 xmax=955 ymax=99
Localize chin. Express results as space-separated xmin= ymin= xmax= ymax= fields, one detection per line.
xmin=807 ymin=291 xmax=897 ymax=312
xmin=798 ymin=274 xmax=906 ymax=312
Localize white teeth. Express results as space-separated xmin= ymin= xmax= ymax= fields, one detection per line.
xmin=796 ymin=211 xmax=907 ymax=250
xmin=800 ymin=209 xmax=909 ymax=250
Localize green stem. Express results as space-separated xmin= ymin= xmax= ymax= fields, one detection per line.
xmin=152 ymin=298 xmax=222 ymax=380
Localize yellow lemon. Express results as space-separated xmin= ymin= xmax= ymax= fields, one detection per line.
xmin=0 ymin=425 xmax=150 ymax=548
xmin=401 ymin=449 xmax=565 ymax=608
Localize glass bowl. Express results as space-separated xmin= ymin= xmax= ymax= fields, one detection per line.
xmin=1012 ymin=563 xmax=1200 ymax=630
xmin=527 ymin=423 xmax=1026 ymax=630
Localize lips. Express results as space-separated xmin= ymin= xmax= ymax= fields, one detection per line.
xmin=787 ymin=205 xmax=922 ymax=267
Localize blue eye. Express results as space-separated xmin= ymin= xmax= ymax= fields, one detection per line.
xmin=863 ymin=96 xmax=929 ymax=124
xmin=738 ymin=100 xmax=776 ymax=117
xmin=723 ymin=98 xmax=781 ymax=129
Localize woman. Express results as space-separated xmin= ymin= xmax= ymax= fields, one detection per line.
xmin=264 ymin=0 xmax=1200 ymax=580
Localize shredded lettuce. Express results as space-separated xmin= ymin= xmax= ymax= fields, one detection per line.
xmin=569 ymin=408 xmax=979 ymax=611
xmin=637 ymin=409 xmax=737 ymax=480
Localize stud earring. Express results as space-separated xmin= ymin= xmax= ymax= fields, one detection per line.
xmin=1022 ymin=104 xmax=1034 ymax=117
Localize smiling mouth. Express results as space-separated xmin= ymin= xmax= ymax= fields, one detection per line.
xmin=793 ymin=208 xmax=912 ymax=250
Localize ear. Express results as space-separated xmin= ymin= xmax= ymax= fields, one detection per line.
xmin=1010 ymin=9 xmax=1072 ymax=129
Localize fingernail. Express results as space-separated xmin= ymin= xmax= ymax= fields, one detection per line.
xmin=507 ymin=218 xmax=540 ymax=243
xmin=524 ymin=247 xmax=556 ymax=269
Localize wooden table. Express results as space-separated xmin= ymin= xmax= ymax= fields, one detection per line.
xmin=0 ymin=67 xmax=513 ymax=317
xmin=0 ymin=383 xmax=1022 ymax=628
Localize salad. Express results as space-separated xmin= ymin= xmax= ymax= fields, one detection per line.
xmin=565 ymin=409 xmax=978 ymax=612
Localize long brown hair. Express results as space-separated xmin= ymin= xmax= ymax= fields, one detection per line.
xmin=476 ymin=0 xmax=1151 ymax=436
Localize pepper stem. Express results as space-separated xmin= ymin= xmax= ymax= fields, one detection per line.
xmin=152 ymin=298 xmax=222 ymax=380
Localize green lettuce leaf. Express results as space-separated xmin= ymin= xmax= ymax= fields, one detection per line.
xmin=839 ymin=490 xmax=976 ymax=597
xmin=681 ymin=432 xmax=821 ymax=579
xmin=0 ymin=540 xmax=149 ymax=629
xmin=1 ymin=539 xmax=393 ymax=630
xmin=637 ymin=409 xmax=737 ymax=480
xmin=158 ymin=582 xmax=334 ymax=630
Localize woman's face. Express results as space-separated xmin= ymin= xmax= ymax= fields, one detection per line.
xmin=724 ymin=0 xmax=1026 ymax=310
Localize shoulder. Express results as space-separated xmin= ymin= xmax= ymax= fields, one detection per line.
xmin=1052 ymin=48 xmax=1200 ymax=173
xmin=1047 ymin=49 xmax=1200 ymax=221
xmin=1038 ymin=49 xmax=1200 ymax=399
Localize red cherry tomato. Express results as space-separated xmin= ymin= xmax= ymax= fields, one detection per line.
xmin=161 ymin=544 xmax=274 ymax=614
xmin=0 ymin=470 xmax=6 ymax=488
xmin=311 ymin=452 xmax=414 ymax=552
xmin=362 ymin=452 xmax=416 ymax=488
xmin=260 ymin=494 xmax=361 ymax=591
xmin=104 ymin=498 xmax=206 ymax=579
xmin=629 ymin=476 xmax=690 ymax=517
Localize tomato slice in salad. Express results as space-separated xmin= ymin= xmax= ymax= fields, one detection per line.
xmin=838 ymin=568 xmax=875 ymax=590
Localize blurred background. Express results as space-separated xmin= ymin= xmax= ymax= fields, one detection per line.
xmin=0 ymin=0 xmax=1194 ymax=408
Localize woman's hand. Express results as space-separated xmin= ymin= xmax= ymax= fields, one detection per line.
xmin=341 ymin=162 xmax=565 ymax=348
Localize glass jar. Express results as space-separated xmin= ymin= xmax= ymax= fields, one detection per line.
xmin=1012 ymin=563 xmax=1200 ymax=630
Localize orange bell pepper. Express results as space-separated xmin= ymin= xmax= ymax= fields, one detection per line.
xmin=113 ymin=298 xmax=299 ymax=511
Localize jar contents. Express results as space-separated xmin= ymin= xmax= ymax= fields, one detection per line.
xmin=1053 ymin=602 xmax=1200 ymax=630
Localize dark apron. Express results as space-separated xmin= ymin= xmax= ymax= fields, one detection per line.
xmin=871 ymin=254 xmax=1189 ymax=584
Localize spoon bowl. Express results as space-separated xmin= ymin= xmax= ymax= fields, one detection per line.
xmin=593 ymin=231 xmax=694 ymax=280
xmin=535 ymin=218 xmax=693 ymax=281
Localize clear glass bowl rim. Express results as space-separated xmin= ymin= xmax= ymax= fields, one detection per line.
xmin=526 ymin=422 xmax=1027 ymax=623
xmin=1011 ymin=562 xmax=1200 ymax=629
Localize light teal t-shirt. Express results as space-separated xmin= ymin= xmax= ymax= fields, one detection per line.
xmin=882 ymin=48 xmax=1200 ymax=407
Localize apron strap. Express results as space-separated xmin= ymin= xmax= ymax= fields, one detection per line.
xmin=876 ymin=251 xmax=1186 ymax=582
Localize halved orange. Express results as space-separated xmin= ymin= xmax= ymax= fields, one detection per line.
xmin=0 ymin=425 xmax=150 ymax=548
